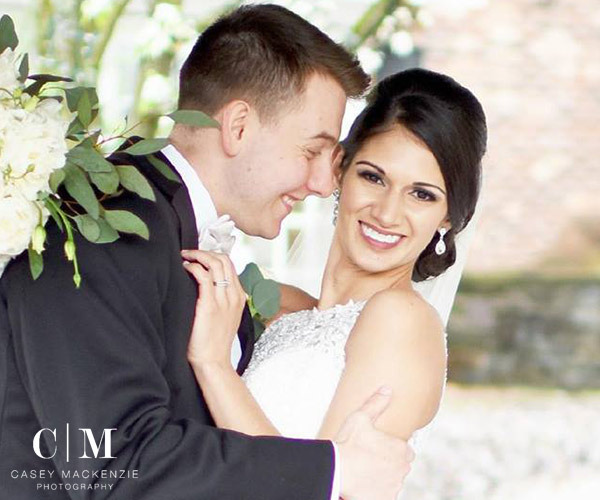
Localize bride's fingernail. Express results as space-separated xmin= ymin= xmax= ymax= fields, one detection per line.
xmin=378 ymin=386 xmax=392 ymax=395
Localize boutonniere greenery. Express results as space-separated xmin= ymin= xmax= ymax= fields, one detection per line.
xmin=0 ymin=14 xmax=218 ymax=287
xmin=239 ymin=263 xmax=281 ymax=340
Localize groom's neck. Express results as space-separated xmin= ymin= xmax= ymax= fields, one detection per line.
xmin=169 ymin=127 xmax=229 ymax=216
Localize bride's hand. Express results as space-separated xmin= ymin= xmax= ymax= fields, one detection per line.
xmin=181 ymin=249 xmax=246 ymax=368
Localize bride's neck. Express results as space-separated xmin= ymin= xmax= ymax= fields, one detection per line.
xmin=318 ymin=236 xmax=414 ymax=310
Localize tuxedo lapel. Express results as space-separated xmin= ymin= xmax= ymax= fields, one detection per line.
xmin=236 ymin=305 xmax=255 ymax=375
xmin=110 ymin=138 xmax=256 ymax=370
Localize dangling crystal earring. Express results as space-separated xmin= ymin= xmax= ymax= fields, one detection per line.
xmin=332 ymin=188 xmax=340 ymax=225
xmin=435 ymin=228 xmax=447 ymax=255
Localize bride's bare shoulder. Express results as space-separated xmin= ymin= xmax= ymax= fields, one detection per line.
xmin=349 ymin=288 xmax=445 ymax=348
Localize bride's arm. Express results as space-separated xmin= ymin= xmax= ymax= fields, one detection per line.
xmin=182 ymin=249 xmax=281 ymax=436
xmin=317 ymin=289 xmax=447 ymax=441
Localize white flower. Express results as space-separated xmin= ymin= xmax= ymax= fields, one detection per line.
xmin=0 ymin=193 xmax=48 ymax=257
xmin=0 ymin=98 xmax=69 ymax=200
xmin=198 ymin=214 xmax=236 ymax=254
xmin=0 ymin=48 xmax=21 ymax=94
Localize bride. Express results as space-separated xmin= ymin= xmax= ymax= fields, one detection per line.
xmin=181 ymin=68 xmax=486 ymax=447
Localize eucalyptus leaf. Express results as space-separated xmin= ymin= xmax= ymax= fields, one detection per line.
xmin=122 ymin=138 xmax=170 ymax=156
xmin=95 ymin=217 xmax=119 ymax=243
xmin=90 ymin=168 xmax=119 ymax=194
xmin=18 ymin=53 xmax=28 ymax=83
xmin=252 ymin=279 xmax=281 ymax=319
xmin=77 ymin=90 xmax=92 ymax=128
xmin=49 ymin=168 xmax=66 ymax=192
xmin=74 ymin=215 xmax=101 ymax=242
xmin=167 ymin=110 xmax=220 ymax=128
xmin=146 ymin=154 xmax=180 ymax=183
xmin=63 ymin=163 xmax=100 ymax=219
xmin=24 ymin=74 xmax=73 ymax=96
xmin=64 ymin=87 xmax=97 ymax=113
xmin=104 ymin=210 xmax=149 ymax=240
xmin=239 ymin=262 xmax=264 ymax=295
xmin=66 ymin=146 xmax=113 ymax=173
xmin=66 ymin=117 xmax=85 ymax=137
xmin=27 ymin=246 xmax=43 ymax=281
xmin=0 ymin=15 xmax=18 ymax=54
xmin=252 ymin=317 xmax=265 ymax=341
xmin=116 ymin=165 xmax=155 ymax=201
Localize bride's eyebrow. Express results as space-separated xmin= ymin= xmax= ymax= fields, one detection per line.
xmin=356 ymin=160 xmax=386 ymax=175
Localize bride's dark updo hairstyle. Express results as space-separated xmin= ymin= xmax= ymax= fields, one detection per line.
xmin=340 ymin=68 xmax=487 ymax=281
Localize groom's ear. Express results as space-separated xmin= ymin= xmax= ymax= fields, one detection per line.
xmin=219 ymin=100 xmax=251 ymax=157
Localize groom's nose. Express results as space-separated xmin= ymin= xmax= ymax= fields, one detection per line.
xmin=305 ymin=157 xmax=336 ymax=198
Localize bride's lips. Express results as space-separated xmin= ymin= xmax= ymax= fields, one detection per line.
xmin=358 ymin=221 xmax=404 ymax=250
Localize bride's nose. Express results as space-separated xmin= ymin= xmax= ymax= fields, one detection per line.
xmin=371 ymin=192 xmax=404 ymax=228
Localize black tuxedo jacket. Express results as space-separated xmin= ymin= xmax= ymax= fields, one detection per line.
xmin=0 ymin=145 xmax=334 ymax=499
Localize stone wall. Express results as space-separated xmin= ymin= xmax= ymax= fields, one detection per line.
xmin=447 ymin=276 xmax=600 ymax=389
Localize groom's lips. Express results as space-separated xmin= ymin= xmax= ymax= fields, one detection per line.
xmin=281 ymin=195 xmax=300 ymax=214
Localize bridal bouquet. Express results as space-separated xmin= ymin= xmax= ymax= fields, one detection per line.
xmin=0 ymin=15 xmax=217 ymax=286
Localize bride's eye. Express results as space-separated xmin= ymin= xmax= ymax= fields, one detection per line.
xmin=411 ymin=188 xmax=437 ymax=202
xmin=358 ymin=170 xmax=384 ymax=185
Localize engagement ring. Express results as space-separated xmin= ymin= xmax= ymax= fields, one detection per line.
xmin=213 ymin=279 xmax=231 ymax=287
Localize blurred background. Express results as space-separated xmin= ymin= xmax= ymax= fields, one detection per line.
xmin=3 ymin=0 xmax=599 ymax=497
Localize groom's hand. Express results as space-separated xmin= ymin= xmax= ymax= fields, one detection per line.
xmin=335 ymin=387 xmax=414 ymax=500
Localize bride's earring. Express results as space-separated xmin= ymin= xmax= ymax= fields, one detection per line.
xmin=332 ymin=188 xmax=340 ymax=225
xmin=435 ymin=228 xmax=447 ymax=255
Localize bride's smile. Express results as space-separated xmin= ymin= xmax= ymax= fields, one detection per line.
xmin=334 ymin=124 xmax=450 ymax=276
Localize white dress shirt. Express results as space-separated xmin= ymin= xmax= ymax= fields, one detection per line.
xmin=161 ymin=144 xmax=340 ymax=500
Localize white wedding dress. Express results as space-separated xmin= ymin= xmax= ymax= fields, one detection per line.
xmin=242 ymin=299 xmax=368 ymax=438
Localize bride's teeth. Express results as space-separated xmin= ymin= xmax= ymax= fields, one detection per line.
xmin=361 ymin=223 xmax=400 ymax=244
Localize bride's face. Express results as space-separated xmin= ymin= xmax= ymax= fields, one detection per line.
xmin=336 ymin=125 xmax=449 ymax=275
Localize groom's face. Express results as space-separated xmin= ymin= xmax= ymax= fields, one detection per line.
xmin=228 ymin=73 xmax=347 ymax=238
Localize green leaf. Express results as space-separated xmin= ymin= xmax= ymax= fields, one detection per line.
xmin=27 ymin=246 xmax=43 ymax=281
xmin=95 ymin=217 xmax=119 ymax=243
xmin=74 ymin=215 xmax=101 ymax=242
xmin=66 ymin=146 xmax=113 ymax=173
xmin=24 ymin=73 xmax=73 ymax=96
xmin=146 ymin=154 xmax=180 ymax=183
xmin=0 ymin=15 xmax=18 ymax=54
xmin=252 ymin=317 xmax=265 ymax=341
xmin=122 ymin=138 xmax=170 ymax=156
xmin=116 ymin=165 xmax=155 ymax=201
xmin=49 ymin=168 xmax=66 ymax=192
xmin=252 ymin=279 xmax=281 ymax=319
xmin=18 ymin=53 xmax=28 ymax=83
xmin=104 ymin=210 xmax=149 ymax=240
xmin=66 ymin=117 xmax=85 ymax=138
xmin=44 ymin=198 xmax=64 ymax=232
xmin=64 ymin=86 xmax=97 ymax=113
xmin=239 ymin=262 xmax=264 ymax=295
xmin=90 ymin=168 xmax=119 ymax=194
xmin=63 ymin=163 xmax=100 ymax=219
xmin=77 ymin=90 xmax=92 ymax=128
xmin=167 ymin=110 xmax=220 ymax=128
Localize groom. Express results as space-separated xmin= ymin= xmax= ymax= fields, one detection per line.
xmin=0 ymin=4 xmax=413 ymax=499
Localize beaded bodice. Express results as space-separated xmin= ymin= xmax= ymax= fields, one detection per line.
xmin=242 ymin=300 xmax=367 ymax=438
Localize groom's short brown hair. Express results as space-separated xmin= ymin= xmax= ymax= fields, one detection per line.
xmin=178 ymin=4 xmax=369 ymax=121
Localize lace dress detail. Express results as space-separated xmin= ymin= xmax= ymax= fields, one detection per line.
xmin=242 ymin=300 xmax=367 ymax=438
